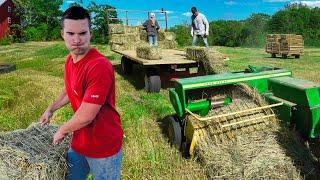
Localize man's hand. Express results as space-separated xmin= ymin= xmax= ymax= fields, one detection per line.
xmin=53 ymin=128 xmax=66 ymax=145
xmin=39 ymin=109 xmax=53 ymax=125
xmin=190 ymin=31 xmax=193 ymax=37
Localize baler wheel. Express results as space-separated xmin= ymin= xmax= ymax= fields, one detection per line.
xmin=166 ymin=116 xmax=182 ymax=149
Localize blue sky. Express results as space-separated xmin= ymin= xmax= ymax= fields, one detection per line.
xmin=61 ymin=0 xmax=320 ymax=28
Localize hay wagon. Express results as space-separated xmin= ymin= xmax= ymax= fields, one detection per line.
xmin=265 ymin=34 xmax=304 ymax=59
xmin=113 ymin=49 xmax=198 ymax=93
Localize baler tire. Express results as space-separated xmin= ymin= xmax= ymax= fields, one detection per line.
xmin=167 ymin=116 xmax=182 ymax=150
xmin=0 ymin=64 xmax=16 ymax=74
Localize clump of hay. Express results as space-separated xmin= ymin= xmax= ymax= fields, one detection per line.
xmin=110 ymin=34 xmax=140 ymax=45
xmin=158 ymin=29 xmax=176 ymax=41
xmin=186 ymin=46 xmax=228 ymax=74
xmin=0 ymin=123 xmax=70 ymax=180
xmin=136 ymin=45 xmax=162 ymax=60
xmin=159 ymin=40 xmax=177 ymax=49
xmin=189 ymin=84 xmax=319 ymax=179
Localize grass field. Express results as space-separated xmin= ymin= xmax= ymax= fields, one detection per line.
xmin=0 ymin=41 xmax=319 ymax=179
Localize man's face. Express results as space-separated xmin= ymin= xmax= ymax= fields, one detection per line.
xmin=61 ymin=19 xmax=92 ymax=56
xmin=191 ymin=9 xmax=197 ymax=16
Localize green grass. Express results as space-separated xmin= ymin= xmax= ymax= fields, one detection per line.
xmin=0 ymin=41 xmax=319 ymax=179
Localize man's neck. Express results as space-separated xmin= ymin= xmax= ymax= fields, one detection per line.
xmin=71 ymin=49 xmax=90 ymax=63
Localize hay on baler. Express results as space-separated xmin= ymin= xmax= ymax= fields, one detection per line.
xmin=190 ymin=84 xmax=319 ymax=179
xmin=136 ymin=45 xmax=162 ymax=60
xmin=0 ymin=123 xmax=70 ymax=180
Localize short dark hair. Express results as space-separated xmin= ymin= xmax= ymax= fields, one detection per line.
xmin=191 ymin=7 xmax=197 ymax=12
xmin=61 ymin=6 xmax=91 ymax=29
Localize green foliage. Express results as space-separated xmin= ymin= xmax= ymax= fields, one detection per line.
xmin=0 ymin=37 xmax=12 ymax=45
xmin=169 ymin=25 xmax=192 ymax=47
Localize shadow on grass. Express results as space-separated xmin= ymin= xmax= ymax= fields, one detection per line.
xmin=276 ymin=123 xmax=320 ymax=179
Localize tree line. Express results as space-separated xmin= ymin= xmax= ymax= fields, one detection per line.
xmin=171 ymin=3 xmax=320 ymax=47
xmin=3 ymin=2 xmax=320 ymax=47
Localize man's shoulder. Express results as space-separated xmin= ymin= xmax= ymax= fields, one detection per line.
xmin=88 ymin=50 xmax=112 ymax=69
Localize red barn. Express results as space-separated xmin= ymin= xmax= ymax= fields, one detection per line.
xmin=0 ymin=0 xmax=19 ymax=39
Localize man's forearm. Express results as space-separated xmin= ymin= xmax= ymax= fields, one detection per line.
xmin=47 ymin=89 xmax=70 ymax=112
xmin=58 ymin=102 xmax=101 ymax=135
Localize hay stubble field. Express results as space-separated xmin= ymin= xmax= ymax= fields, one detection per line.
xmin=0 ymin=41 xmax=319 ymax=179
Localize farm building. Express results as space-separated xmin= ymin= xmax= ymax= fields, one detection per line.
xmin=0 ymin=0 xmax=19 ymax=39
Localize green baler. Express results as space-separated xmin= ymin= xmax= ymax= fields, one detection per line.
xmin=166 ymin=65 xmax=320 ymax=156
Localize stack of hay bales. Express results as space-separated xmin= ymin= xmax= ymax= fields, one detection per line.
xmin=191 ymin=84 xmax=319 ymax=179
xmin=108 ymin=24 xmax=145 ymax=51
xmin=0 ymin=123 xmax=70 ymax=179
xmin=109 ymin=24 xmax=178 ymax=51
xmin=139 ymin=29 xmax=178 ymax=49
xmin=186 ymin=46 xmax=228 ymax=74
xmin=279 ymin=34 xmax=304 ymax=54
xmin=265 ymin=34 xmax=281 ymax=54
xmin=136 ymin=45 xmax=162 ymax=60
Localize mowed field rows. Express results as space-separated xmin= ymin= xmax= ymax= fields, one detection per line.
xmin=0 ymin=41 xmax=319 ymax=179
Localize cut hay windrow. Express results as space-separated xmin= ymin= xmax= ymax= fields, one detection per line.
xmin=186 ymin=46 xmax=228 ymax=74
xmin=136 ymin=46 xmax=162 ymax=60
xmin=0 ymin=123 xmax=70 ymax=180
xmin=189 ymin=84 xmax=319 ymax=179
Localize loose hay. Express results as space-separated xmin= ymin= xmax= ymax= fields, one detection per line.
xmin=189 ymin=84 xmax=319 ymax=179
xmin=158 ymin=40 xmax=177 ymax=49
xmin=0 ymin=123 xmax=70 ymax=180
xmin=186 ymin=46 xmax=228 ymax=74
xmin=136 ymin=45 xmax=162 ymax=60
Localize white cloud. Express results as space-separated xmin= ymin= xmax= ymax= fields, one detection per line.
xmin=67 ymin=0 xmax=75 ymax=4
xmin=225 ymin=1 xmax=237 ymax=5
xmin=264 ymin=0 xmax=289 ymax=2
xmin=295 ymin=1 xmax=320 ymax=7
xmin=182 ymin=12 xmax=193 ymax=17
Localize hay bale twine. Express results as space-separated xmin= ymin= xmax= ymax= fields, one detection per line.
xmin=108 ymin=24 xmax=125 ymax=34
xmin=136 ymin=45 xmax=162 ymax=60
xmin=0 ymin=123 xmax=70 ymax=180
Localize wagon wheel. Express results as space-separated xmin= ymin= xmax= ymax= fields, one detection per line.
xmin=121 ymin=56 xmax=133 ymax=75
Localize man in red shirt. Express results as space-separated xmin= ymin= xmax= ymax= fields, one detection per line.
xmin=39 ymin=6 xmax=123 ymax=179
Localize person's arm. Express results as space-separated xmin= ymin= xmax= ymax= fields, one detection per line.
xmin=142 ymin=20 xmax=148 ymax=29
xmin=190 ymin=17 xmax=194 ymax=36
xmin=203 ymin=14 xmax=209 ymax=36
xmin=39 ymin=89 xmax=69 ymax=125
xmin=53 ymin=102 xmax=101 ymax=144
xmin=156 ymin=20 xmax=160 ymax=30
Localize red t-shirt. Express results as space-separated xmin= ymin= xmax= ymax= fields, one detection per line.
xmin=64 ymin=48 xmax=123 ymax=158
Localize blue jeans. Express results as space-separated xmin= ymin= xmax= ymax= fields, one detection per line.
xmin=192 ymin=35 xmax=208 ymax=47
xmin=148 ymin=35 xmax=158 ymax=46
xmin=66 ymin=148 xmax=122 ymax=180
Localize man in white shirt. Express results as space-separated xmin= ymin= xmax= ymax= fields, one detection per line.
xmin=190 ymin=7 xmax=209 ymax=47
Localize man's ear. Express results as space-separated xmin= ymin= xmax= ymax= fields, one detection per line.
xmin=60 ymin=30 xmax=64 ymax=39
xmin=90 ymin=29 xmax=93 ymax=38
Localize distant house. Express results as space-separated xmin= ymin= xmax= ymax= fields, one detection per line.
xmin=0 ymin=0 xmax=19 ymax=39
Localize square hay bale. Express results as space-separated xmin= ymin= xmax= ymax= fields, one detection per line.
xmin=110 ymin=34 xmax=140 ymax=45
xmin=124 ymin=25 xmax=140 ymax=34
xmin=159 ymin=40 xmax=177 ymax=49
xmin=186 ymin=47 xmax=227 ymax=74
xmin=136 ymin=45 xmax=162 ymax=60
xmin=108 ymin=24 xmax=125 ymax=34
xmin=158 ymin=30 xmax=176 ymax=41
xmin=139 ymin=30 xmax=148 ymax=42
xmin=0 ymin=123 xmax=70 ymax=180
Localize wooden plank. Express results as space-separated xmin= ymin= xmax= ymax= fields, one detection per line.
xmin=113 ymin=49 xmax=197 ymax=65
